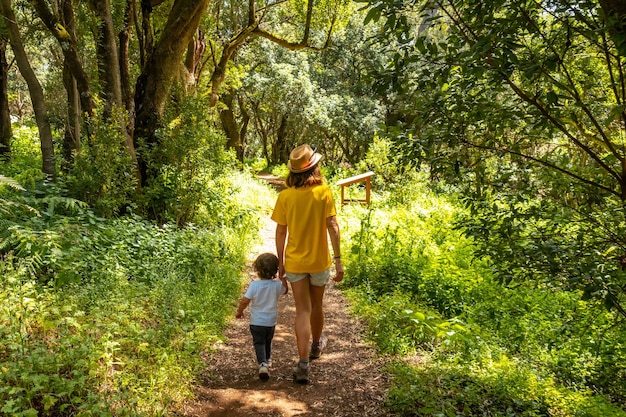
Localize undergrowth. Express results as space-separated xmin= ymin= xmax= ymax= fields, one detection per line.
xmin=0 ymin=206 xmax=250 ymax=416
xmin=338 ymin=171 xmax=626 ymax=417
xmin=0 ymin=131 xmax=275 ymax=415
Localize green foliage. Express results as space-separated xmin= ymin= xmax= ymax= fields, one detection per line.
xmin=233 ymin=11 xmax=385 ymax=166
xmin=66 ymin=108 xmax=137 ymax=217
xmin=459 ymin=193 xmax=626 ymax=309
xmin=0 ymin=126 xmax=45 ymax=186
xmin=0 ymin=207 xmax=249 ymax=416
xmin=138 ymin=95 xmax=241 ymax=226
xmin=355 ymin=0 xmax=626 ymax=318
xmin=344 ymin=183 xmax=483 ymax=317
xmin=354 ymin=136 xmax=405 ymax=189
xmin=385 ymin=358 xmax=626 ymax=417
xmin=0 ymin=151 xmax=270 ymax=415
xmin=270 ymin=163 xmax=290 ymax=179
xmin=0 ymin=175 xmax=26 ymax=217
xmin=346 ymin=290 xmax=467 ymax=354
xmin=340 ymin=174 xmax=626 ymax=415
xmin=0 ymin=263 xmax=113 ymax=416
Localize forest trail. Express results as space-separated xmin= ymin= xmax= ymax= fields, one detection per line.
xmin=181 ymin=175 xmax=391 ymax=416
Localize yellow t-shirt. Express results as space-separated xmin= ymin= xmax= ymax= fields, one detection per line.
xmin=271 ymin=184 xmax=337 ymax=274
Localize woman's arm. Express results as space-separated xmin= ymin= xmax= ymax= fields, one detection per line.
xmin=276 ymin=223 xmax=288 ymax=281
xmin=326 ymin=215 xmax=344 ymax=282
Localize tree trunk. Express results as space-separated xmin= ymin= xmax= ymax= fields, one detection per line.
xmin=60 ymin=0 xmax=80 ymax=164
xmin=0 ymin=0 xmax=55 ymax=177
xmin=88 ymin=0 xmax=123 ymax=115
xmin=0 ymin=36 xmax=11 ymax=161
xmin=88 ymin=0 xmax=137 ymax=166
xmin=62 ymin=60 xmax=81 ymax=164
xmin=220 ymin=92 xmax=243 ymax=162
xmin=237 ymin=94 xmax=250 ymax=160
xmin=258 ymin=117 xmax=270 ymax=166
xmin=120 ymin=0 xmax=135 ymax=115
xmin=133 ymin=0 xmax=210 ymax=187
xmin=276 ymin=114 xmax=289 ymax=164
xmin=29 ymin=0 xmax=94 ymax=118
xmin=184 ymin=29 xmax=206 ymax=86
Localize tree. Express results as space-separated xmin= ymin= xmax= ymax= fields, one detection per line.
xmin=0 ymin=29 xmax=10 ymax=160
xmin=0 ymin=0 xmax=55 ymax=177
xmin=0 ymin=0 xmax=357 ymax=218
xmin=133 ymin=0 xmax=211 ymax=188
xmin=204 ymin=0 xmax=352 ymax=158
xmin=214 ymin=9 xmax=384 ymax=166
xmin=359 ymin=0 xmax=626 ymax=316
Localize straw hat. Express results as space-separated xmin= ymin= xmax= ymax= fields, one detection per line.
xmin=287 ymin=144 xmax=323 ymax=173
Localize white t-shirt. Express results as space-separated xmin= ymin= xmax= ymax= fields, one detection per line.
xmin=244 ymin=279 xmax=286 ymax=327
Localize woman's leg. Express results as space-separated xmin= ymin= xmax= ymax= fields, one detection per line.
xmin=310 ymin=284 xmax=326 ymax=343
xmin=290 ymin=277 xmax=312 ymax=360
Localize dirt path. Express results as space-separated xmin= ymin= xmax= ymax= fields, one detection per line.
xmin=181 ymin=176 xmax=391 ymax=416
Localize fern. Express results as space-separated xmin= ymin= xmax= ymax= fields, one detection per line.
xmin=22 ymin=194 xmax=88 ymax=216
xmin=0 ymin=175 xmax=25 ymax=191
xmin=0 ymin=175 xmax=39 ymax=218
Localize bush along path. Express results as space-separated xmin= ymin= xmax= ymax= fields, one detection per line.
xmin=181 ymin=211 xmax=391 ymax=416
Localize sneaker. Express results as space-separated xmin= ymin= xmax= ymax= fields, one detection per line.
xmin=309 ymin=335 xmax=328 ymax=360
xmin=259 ymin=363 xmax=270 ymax=381
xmin=293 ymin=362 xmax=310 ymax=384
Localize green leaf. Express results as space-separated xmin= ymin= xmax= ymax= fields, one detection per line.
xmin=364 ymin=5 xmax=383 ymax=25
xmin=546 ymin=91 xmax=558 ymax=105
xmin=604 ymin=104 xmax=626 ymax=127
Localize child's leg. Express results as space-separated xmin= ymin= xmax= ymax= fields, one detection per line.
xmin=265 ymin=326 xmax=276 ymax=363
xmin=250 ymin=325 xmax=268 ymax=364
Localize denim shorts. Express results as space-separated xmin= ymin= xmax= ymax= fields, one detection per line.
xmin=285 ymin=268 xmax=331 ymax=287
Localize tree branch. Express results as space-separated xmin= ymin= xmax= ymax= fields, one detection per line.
xmin=460 ymin=137 xmax=619 ymax=197
xmin=252 ymin=28 xmax=323 ymax=51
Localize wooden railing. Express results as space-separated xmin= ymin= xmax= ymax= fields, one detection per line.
xmin=336 ymin=171 xmax=375 ymax=206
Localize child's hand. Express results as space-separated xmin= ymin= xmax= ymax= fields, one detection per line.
xmin=235 ymin=312 xmax=244 ymax=319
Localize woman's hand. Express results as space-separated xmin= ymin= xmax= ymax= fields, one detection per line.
xmin=333 ymin=258 xmax=344 ymax=282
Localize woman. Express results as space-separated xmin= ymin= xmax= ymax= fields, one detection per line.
xmin=271 ymin=144 xmax=344 ymax=384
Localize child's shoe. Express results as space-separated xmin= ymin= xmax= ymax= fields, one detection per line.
xmin=258 ymin=362 xmax=270 ymax=381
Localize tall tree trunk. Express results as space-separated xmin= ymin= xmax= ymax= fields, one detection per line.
xmin=276 ymin=114 xmax=289 ymax=164
xmin=133 ymin=0 xmax=210 ymax=188
xmin=184 ymin=29 xmax=206 ymax=86
xmin=62 ymin=60 xmax=80 ymax=164
xmin=0 ymin=36 xmax=11 ymax=161
xmin=60 ymin=0 xmax=80 ymax=164
xmin=120 ymin=0 xmax=135 ymax=116
xmin=0 ymin=0 xmax=55 ymax=177
xmin=88 ymin=0 xmax=137 ymax=165
xmin=88 ymin=0 xmax=123 ymax=115
xmin=220 ymin=92 xmax=243 ymax=162
xmin=237 ymin=94 xmax=250 ymax=160
xmin=28 ymin=0 xmax=94 ymax=117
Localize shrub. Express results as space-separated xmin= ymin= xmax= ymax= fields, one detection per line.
xmin=385 ymin=358 xmax=626 ymax=417
xmin=66 ymin=108 xmax=137 ymax=217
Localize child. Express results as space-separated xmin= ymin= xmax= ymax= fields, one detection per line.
xmin=235 ymin=252 xmax=288 ymax=381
